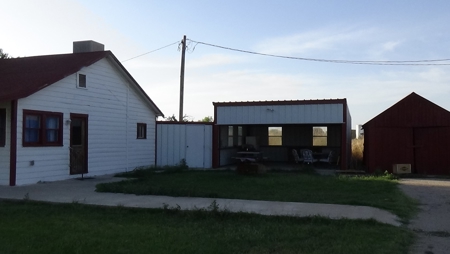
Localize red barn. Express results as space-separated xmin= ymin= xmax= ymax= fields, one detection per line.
xmin=363 ymin=92 xmax=450 ymax=175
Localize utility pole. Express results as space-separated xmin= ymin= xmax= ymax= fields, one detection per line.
xmin=179 ymin=35 xmax=186 ymax=122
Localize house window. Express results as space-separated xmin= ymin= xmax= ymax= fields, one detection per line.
xmin=23 ymin=110 xmax=63 ymax=146
xmin=268 ymin=127 xmax=282 ymax=146
xmin=228 ymin=126 xmax=233 ymax=147
xmin=313 ymin=126 xmax=327 ymax=146
xmin=77 ymin=73 xmax=87 ymax=88
xmin=0 ymin=109 xmax=5 ymax=147
xmin=137 ymin=123 xmax=147 ymax=139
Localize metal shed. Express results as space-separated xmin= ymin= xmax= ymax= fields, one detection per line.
xmin=363 ymin=92 xmax=450 ymax=175
xmin=156 ymin=122 xmax=213 ymax=168
xmin=212 ymin=99 xmax=352 ymax=170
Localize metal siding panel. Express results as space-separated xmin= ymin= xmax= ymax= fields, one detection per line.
xmin=414 ymin=127 xmax=450 ymax=175
xmin=248 ymin=106 xmax=255 ymax=124
xmin=369 ymin=127 xmax=414 ymax=173
xmin=186 ymin=125 xmax=204 ymax=168
xmin=217 ymin=104 xmax=344 ymax=125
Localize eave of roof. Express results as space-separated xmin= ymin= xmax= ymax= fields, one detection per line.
xmin=362 ymin=92 xmax=450 ymax=127
xmin=0 ymin=51 xmax=163 ymax=117
xmin=213 ymin=98 xmax=347 ymax=107
xmin=0 ymin=51 xmax=109 ymax=101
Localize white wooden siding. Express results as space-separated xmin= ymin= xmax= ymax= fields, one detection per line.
xmin=0 ymin=102 xmax=11 ymax=185
xmin=14 ymin=57 xmax=157 ymax=185
xmin=216 ymin=104 xmax=343 ymax=125
xmin=157 ymin=124 xmax=212 ymax=168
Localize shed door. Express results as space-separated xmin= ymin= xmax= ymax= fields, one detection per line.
xmin=414 ymin=127 xmax=450 ymax=175
xmin=186 ymin=125 xmax=205 ymax=168
xmin=70 ymin=114 xmax=88 ymax=175
xmin=370 ymin=127 xmax=414 ymax=173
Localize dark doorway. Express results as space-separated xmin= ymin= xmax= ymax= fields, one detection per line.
xmin=70 ymin=114 xmax=88 ymax=175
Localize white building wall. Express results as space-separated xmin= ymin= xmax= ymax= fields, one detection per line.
xmin=0 ymin=102 xmax=11 ymax=185
xmin=157 ymin=124 xmax=186 ymax=167
xmin=157 ymin=123 xmax=212 ymax=168
xmin=216 ymin=104 xmax=343 ymax=125
xmin=14 ymin=57 xmax=157 ymax=185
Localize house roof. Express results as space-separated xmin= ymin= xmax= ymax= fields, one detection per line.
xmin=0 ymin=51 xmax=163 ymax=117
xmin=363 ymin=92 xmax=450 ymax=128
xmin=213 ymin=98 xmax=347 ymax=107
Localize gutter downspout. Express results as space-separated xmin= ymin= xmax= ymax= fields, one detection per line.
xmin=10 ymin=100 xmax=17 ymax=186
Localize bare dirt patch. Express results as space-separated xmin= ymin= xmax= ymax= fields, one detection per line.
xmin=399 ymin=179 xmax=450 ymax=254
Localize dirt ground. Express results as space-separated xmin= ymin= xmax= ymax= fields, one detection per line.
xmin=399 ymin=179 xmax=450 ymax=254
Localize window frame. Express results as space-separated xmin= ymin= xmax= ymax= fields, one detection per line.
xmin=312 ymin=126 xmax=328 ymax=146
xmin=137 ymin=123 xmax=147 ymax=139
xmin=0 ymin=108 xmax=6 ymax=147
xmin=268 ymin=126 xmax=282 ymax=146
xmin=227 ymin=126 xmax=234 ymax=147
xmin=22 ymin=110 xmax=63 ymax=147
xmin=77 ymin=73 xmax=87 ymax=89
xmin=237 ymin=126 xmax=243 ymax=146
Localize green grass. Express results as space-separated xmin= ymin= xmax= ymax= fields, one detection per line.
xmin=0 ymin=200 xmax=414 ymax=254
xmin=96 ymin=169 xmax=418 ymax=221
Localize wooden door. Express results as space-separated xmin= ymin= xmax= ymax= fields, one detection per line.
xmin=70 ymin=114 xmax=88 ymax=175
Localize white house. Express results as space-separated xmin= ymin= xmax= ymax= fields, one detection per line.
xmin=0 ymin=41 xmax=163 ymax=186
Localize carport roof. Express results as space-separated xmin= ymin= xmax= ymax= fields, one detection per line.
xmin=213 ymin=98 xmax=347 ymax=107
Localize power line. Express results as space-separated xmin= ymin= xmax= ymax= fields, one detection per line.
xmin=122 ymin=41 xmax=180 ymax=63
xmin=187 ymin=39 xmax=450 ymax=66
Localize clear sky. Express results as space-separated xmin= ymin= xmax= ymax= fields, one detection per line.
xmin=2 ymin=0 xmax=450 ymax=126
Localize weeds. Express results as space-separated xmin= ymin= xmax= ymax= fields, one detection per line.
xmin=351 ymin=138 xmax=364 ymax=170
xmin=23 ymin=193 xmax=30 ymax=201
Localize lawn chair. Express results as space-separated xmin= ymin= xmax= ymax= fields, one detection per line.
xmin=319 ymin=151 xmax=334 ymax=164
xmin=292 ymin=149 xmax=303 ymax=163
xmin=302 ymin=149 xmax=317 ymax=164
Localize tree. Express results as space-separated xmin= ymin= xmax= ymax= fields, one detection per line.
xmin=0 ymin=48 xmax=11 ymax=59
xmin=164 ymin=114 xmax=178 ymax=121
xmin=163 ymin=114 xmax=194 ymax=122
xmin=198 ymin=116 xmax=213 ymax=122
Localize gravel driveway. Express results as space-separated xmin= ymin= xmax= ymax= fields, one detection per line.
xmin=399 ymin=179 xmax=450 ymax=254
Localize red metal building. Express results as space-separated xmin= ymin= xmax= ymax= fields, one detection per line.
xmin=363 ymin=92 xmax=450 ymax=175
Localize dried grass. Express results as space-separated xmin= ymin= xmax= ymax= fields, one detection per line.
xmin=351 ymin=138 xmax=364 ymax=169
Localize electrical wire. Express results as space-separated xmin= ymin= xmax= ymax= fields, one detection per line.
xmin=187 ymin=39 xmax=450 ymax=66
xmin=122 ymin=41 xmax=180 ymax=62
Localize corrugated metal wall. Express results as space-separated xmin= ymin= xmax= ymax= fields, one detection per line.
xmin=364 ymin=93 xmax=450 ymax=175
xmin=216 ymin=104 xmax=343 ymax=125
xmin=156 ymin=123 xmax=212 ymax=168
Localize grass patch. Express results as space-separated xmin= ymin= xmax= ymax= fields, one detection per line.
xmin=97 ymin=169 xmax=418 ymax=221
xmin=0 ymin=200 xmax=413 ymax=254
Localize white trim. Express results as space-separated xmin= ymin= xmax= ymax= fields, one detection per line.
xmin=76 ymin=72 xmax=88 ymax=89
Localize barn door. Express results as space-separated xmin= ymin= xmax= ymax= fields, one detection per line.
xmin=185 ymin=125 xmax=205 ymax=168
xmin=414 ymin=127 xmax=450 ymax=175
xmin=70 ymin=114 xmax=88 ymax=175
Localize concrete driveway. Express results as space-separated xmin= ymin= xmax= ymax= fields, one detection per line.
xmin=399 ymin=179 xmax=450 ymax=254
xmin=0 ymin=174 xmax=401 ymax=226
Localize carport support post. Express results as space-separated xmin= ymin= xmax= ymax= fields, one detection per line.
xmin=179 ymin=35 xmax=186 ymax=122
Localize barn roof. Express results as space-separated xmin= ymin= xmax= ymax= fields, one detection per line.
xmin=363 ymin=92 xmax=450 ymax=128
xmin=0 ymin=51 xmax=163 ymax=116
